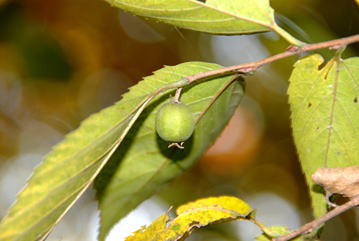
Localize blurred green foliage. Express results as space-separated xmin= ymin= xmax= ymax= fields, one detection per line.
xmin=0 ymin=4 xmax=72 ymax=80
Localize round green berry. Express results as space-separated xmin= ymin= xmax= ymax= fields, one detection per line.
xmin=155 ymin=102 xmax=195 ymax=142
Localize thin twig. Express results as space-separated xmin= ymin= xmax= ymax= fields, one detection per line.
xmin=185 ymin=34 xmax=359 ymax=83
xmin=273 ymin=195 xmax=359 ymax=241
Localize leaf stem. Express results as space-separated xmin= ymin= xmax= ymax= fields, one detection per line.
xmin=271 ymin=24 xmax=306 ymax=47
xmin=173 ymin=87 xmax=183 ymax=103
xmin=248 ymin=217 xmax=275 ymax=237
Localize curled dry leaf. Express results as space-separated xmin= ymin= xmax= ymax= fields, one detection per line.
xmin=312 ymin=166 xmax=359 ymax=199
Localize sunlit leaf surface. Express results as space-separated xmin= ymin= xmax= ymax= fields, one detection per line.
xmin=288 ymin=54 xmax=359 ymax=217
xmin=104 ymin=0 xmax=276 ymax=34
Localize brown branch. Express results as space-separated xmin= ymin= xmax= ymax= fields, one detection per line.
xmin=186 ymin=34 xmax=359 ymax=83
xmin=273 ymin=195 xmax=359 ymax=241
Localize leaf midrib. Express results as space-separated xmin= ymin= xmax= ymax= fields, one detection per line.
xmin=323 ymin=59 xmax=340 ymax=167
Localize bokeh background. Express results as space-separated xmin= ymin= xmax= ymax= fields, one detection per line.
xmin=0 ymin=0 xmax=358 ymax=240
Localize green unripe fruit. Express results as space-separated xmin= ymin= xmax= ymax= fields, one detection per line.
xmin=155 ymin=102 xmax=195 ymax=142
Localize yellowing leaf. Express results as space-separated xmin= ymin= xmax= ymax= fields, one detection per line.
xmin=125 ymin=214 xmax=169 ymax=241
xmin=288 ymin=55 xmax=359 ymax=217
xmin=177 ymin=195 xmax=251 ymax=216
xmin=125 ymin=196 xmax=252 ymax=241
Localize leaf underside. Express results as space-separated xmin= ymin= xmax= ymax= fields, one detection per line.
xmin=125 ymin=196 xmax=252 ymax=241
xmin=288 ymin=54 xmax=359 ymax=217
xmin=95 ymin=62 xmax=245 ymax=240
xmin=104 ymin=0 xmax=276 ymax=34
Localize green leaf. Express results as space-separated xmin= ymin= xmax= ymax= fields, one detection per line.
xmin=0 ymin=62 xmax=195 ymax=241
xmin=105 ymin=0 xmax=271 ymax=34
xmin=103 ymin=0 xmax=304 ymax=46
xmin=255 ymin=226 xmax=303 ymax=241
xmin=125 ymin=196 xmax=252 ymax=241
xmin=288 ymin=55 xmax=359 ymax=217
xmin=95 ymin=63 xmax=245 ymax=240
